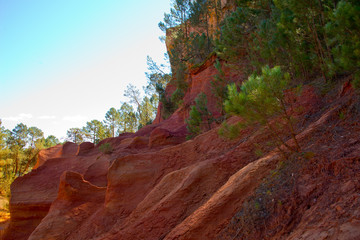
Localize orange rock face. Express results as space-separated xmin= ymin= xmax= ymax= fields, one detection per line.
xmin=32 ymin=144 xmax=63 ymax=169
xmin=3 ymin=63 xmax=360 ymax=240
xmin=27 ymin=171 xmax=106 ymax=240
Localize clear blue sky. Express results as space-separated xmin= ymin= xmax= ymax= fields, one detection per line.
xmin=0 ymin=0 xmax=171 ymax=140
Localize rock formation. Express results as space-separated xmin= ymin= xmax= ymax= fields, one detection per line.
xmin=4 ymin=60 xmax=360 ymax=240
xmin=3 ymin=1 xmax=360 ymax=239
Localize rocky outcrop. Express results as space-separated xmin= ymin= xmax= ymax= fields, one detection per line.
xmin=3 ymin=4 xmax=360 ymax=233
xmin=27 ymin=171 xmax=106 ymax=240
xmin=5 ymin=143 xmax=83 ymax=240
xmin=5 ymin=76 xmax=360 ymax=240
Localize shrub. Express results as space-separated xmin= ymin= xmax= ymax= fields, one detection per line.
xmin=186 ymin=92 xmax=213 ymax=139
xmin=223 ymin=65 xmax=301 ymax=155
xmin=99 ymin=143 xmax=113 ymax=154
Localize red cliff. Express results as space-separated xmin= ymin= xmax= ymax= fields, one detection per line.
xmin=3 ymin=70 xmax=360 ymax=240
xmin=2 ymin=1 xmax=360 ymax=238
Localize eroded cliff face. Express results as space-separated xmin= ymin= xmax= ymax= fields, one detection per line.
xmin=3 ymin=2 xmax=360 ymax=239
xmin=4 ymin=68 xmax=360 ymax=240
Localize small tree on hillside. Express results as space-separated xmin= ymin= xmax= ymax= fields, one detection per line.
xmin=223 ymin=66 xmax=301 ymax=156
xmin=186 ymin=92 xmax=213 ymax=139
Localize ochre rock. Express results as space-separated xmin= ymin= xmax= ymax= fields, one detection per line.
xmin=33 ymin=144 xmax=63 ymax=169
xmin=27 ymin=171 xmax=106 ymax=240
xmin=4 ymin=143 xmax=103 ymax=240
xmin=4 ymin=62 xmax=360 ymax=240
xmin=149 ymin=127 xmax=186 ymax=148
xmin=77 ymin=142 xmax=95 ymax=156
xmin=62 ymin=142 xmax=80 ymax=156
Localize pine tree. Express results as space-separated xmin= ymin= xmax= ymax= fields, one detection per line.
xmin=118 ymin=102 xmax=137 ymax=133
xmin=224 ymin=66 xmax=300 ymax=155
xmin=0 ymin=120 xmax=9 ymax=149
xmin=105 ymin=107 xmax=121 ymax=137
xmin=138 ymin=96 xmax=156 ymax=128
xmin=28 ymin=126 xmax=44 ymax=148
xmin=124 ymin=84 xmax=141 ymax=110
xmin=83 ymin=120 xmax=108 ymax=144
xmin=44 ymin=135 xmax=60 ymax=148
xmin=326 ymin=0 xmax=360 ymax=84
xmin=186 ymin=92 xmax=213 ymax=139
xmin=211 ymin=59 xmax=229 ymax=113
xmin=7 ymin=123 xmax=28 ymax=149
xmin=1 ymin=122 xmax=56 ymax=196
xmin=189 ymin=0 xmax=217 ymax=55
xmin=144 ymin=55 xmax=172 ymax=115
xmin=66 ymin=128 xmax=85 ymax=144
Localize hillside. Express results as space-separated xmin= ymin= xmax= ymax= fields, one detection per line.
xmin=2 ymin=0 xmax=360 ymax=239
xmin=3 ymin=60 xmax=360 ymax=240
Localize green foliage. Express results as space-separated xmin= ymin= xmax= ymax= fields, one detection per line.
xmin=338 ymin=110 xmax=346 ymax=120
xmin=159 ymin=0 xmax=192 ymax=35
xmin=224 ymin=66 xmax=300 ymax=153
xmin=186 ymin=92 xmax=213 ymax=139
xmin=171 ymin=88 xmax=185 ymax=106
xmin=211 ymin=59 xmax=229 ymax=113
xmin=174 ymin=62 xmax=188 ymax=91
xmin=326 ymin=0 xmax=360 ymax=76
xmin=218 ymin=121 xmax=242 ymax=140
xmin=66 ymin=128 xmax=84 ymax=144
xmin=44 ymin=135 xmax=60 ymax=148
xmin=104 ymin=107 xmax=121 ymax=138
xmin=186 ymin=105 xmax=202 ymax=139
xmin=254 ymin=148 xmax=264 ymax=157
xmin=273 ymin=0 xmax=332 ymax=78
xmin=83 ymin=120 xmax=109 ymax=144
xmin=159 ymin=0 xmax=192 ymax=69
xmin=27 ymin=126 xmax=44 ymax=148
xmin=143 ymin=55 xmax=176 ymax=120
xmin=0 ymin=121 xmax=59 ymax=197
xmin=215 ymin=0 xmax=360 ymax=82
xmin=66 ymin=96 xmax=139 ymax=143
xmin=124 ymin=84 xmax=141 ymax=109
xmin=158 ymin=0 xmax=218 ymax=118
xmin=188 ymin=33 xmax=214 ymax=65
xmin=67 ymin=87 xmax=144 ymax=139
xmin=138 ymin=96 xmax=156 ymax=128
xmin=155 ymin=83 xmax=176 ymax=120
xmin=124 ymin=84 xmax=158 ymax=130
xmin=169 ymin=62 xmax=188 ymax=110
xmin=99 ymin=143 xmax=113 ymax=154
xmin=144 ymin=55 xmax=172 ymax=111
xmin=225 ymin=66 xmax=289 ymax=124
xmin=216 ymin=6 xmax=255 ymax=64
xmin=7 ymin=123 xmax=28 ymax=149
xmin=118 ymin=102 xmax=137 ymax=133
